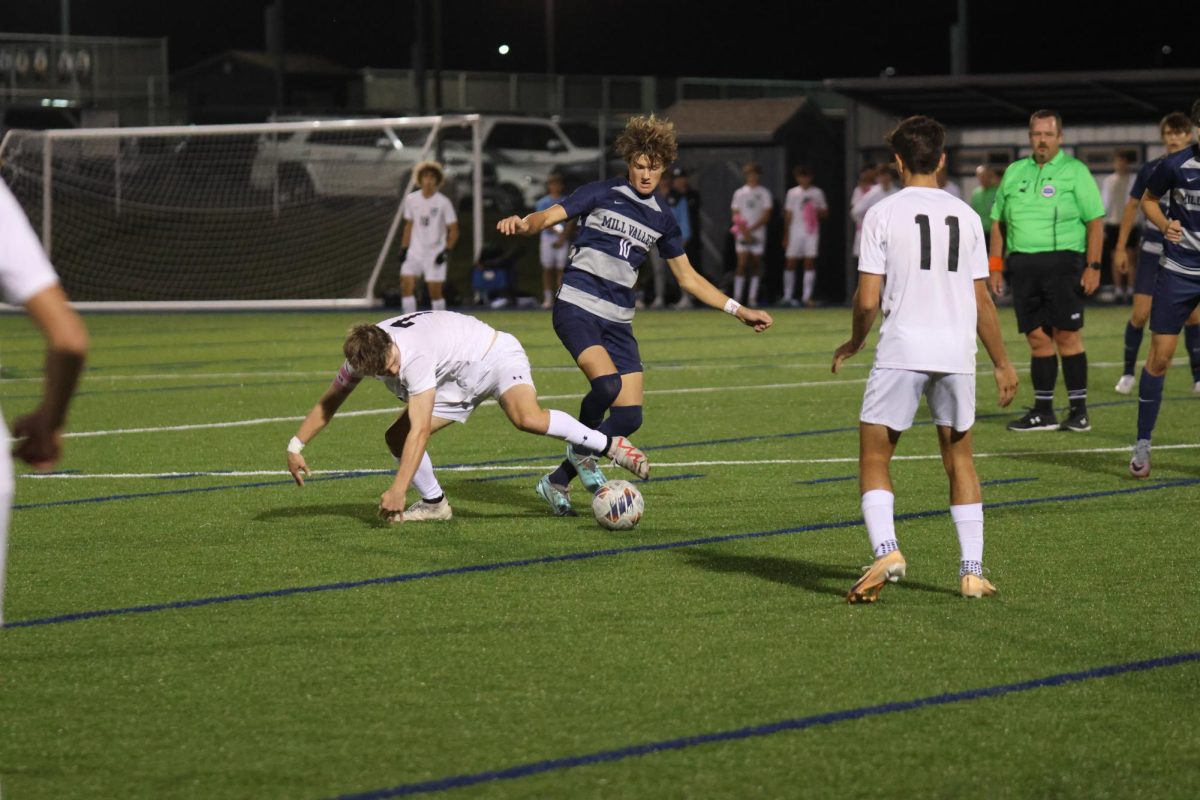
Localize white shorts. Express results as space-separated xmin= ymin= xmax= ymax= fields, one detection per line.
xmin=431 ymin=332 xmax=534 ymax=423
xmin=786 ymin=231 xmax=819 ymax=259
xmin=735 ymin=233 xmax=766 ymax=256
xmin=400 ymin=251 xmax=447 ymax=283
xmin=860 ymin=367 xmax=976 ymax=432
xmin=540 ymin=236 xmax=568 ymax=269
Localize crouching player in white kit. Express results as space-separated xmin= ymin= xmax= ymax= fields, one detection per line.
xmin=285 ymin=310 xmax=650 ymax=523
xmin=832 ymin=116 xmax=1019 ymax=603
xmin=398 ymin=161 xmax=458 ymax=315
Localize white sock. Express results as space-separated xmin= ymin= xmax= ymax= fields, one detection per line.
xmin=951 ymin=502 xmax=984 ymax=569
xmin=401 ymin=295 xmax=417 ymax=314
xmin=783 ymin=270 xmax=796 ymax=300
xmin=748 ymin=276 xmax=760 ymax=306
xmin=733 ymin=275 xmax=745 ymax=303
xmin=862 ymin=489 xmax=898 ymax=557
xmin=546 ymin=409 xmax=607 ymax=453
xmin=431 ymin=298 xmax=446 ymax=311
xmin=411 ymin=452 xmax=443 ymax=501
xmin=802 ymin=270 xmax=816 ymax=303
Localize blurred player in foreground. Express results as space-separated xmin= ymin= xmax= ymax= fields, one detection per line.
xmin=285 ymin=310 xmax=649 ymax=522
xmin=496 ymin=114 xmax=772 ymax=516
xmin=0 ymin=181 xmax=89 ymax=625
xmin=832 ymin=115 xmax=1018 ymax=603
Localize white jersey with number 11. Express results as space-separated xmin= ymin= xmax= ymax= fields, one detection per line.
xmin=858 ymin=186 xmax=988 ymax=374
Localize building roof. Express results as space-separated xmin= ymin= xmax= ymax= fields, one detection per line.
xmin=664 ymin=97 xmax=813 ymax=144
xmin=173 ymin=50 xmax=353 ymax=81
xmin=825 ymin=69 xmax=1200 ymax=125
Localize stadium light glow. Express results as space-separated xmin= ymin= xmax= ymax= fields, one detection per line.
xmin=498 ymin=44 xmax=510 ymax=55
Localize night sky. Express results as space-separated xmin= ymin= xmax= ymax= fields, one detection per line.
xmin=4 ymin=1 xmax=1195 ymax=79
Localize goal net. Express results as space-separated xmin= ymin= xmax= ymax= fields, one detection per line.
xmin=0 ymin=115 xmax=484 ymax=309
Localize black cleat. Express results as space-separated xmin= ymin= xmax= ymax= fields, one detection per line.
xmin=1006 ymin=408 xmax=1059 ymax=432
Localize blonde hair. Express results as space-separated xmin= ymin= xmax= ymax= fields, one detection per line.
xmin=343 ymin=324 xmax=394 ymax=375
xmin=614 ymin=114 xmax=678 ymax=169
xmin=413 ymin=160 xmax=445 ymax=187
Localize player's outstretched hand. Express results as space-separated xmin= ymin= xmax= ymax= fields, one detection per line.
xmin=988 ymin=272 xmax=1005 ymax=297
xmin=994 ymin=362 xmax=1019 ymax=407
xmin=10 ymin=407 xmax=62 ymax=471
xmin=496 ymin=215 xmax=530 ymax=236
xmin=1164 ymin=220 xmax=1183 ymax=243
xmin=379 ymin=488 xmax=406 ymax=524
xmin=738 ymin=307 xmax=773 ymax=332
xmin=287 ymin=452 xmax=311 ymax=486
xmin=831 ymin=340 xmax=863 ymax=374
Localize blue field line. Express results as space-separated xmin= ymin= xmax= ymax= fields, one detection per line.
xmin=980 ymin=477 xmax=1039 ymax=487
xmin=329 ymin=649 xmax=1200 ymax=799
xmin=4 ymin=477 xmax=1196 ymax=630
xmin=796 ymin=475 xmax=855 ymax=485
xmin=12 ymin=472 xmax=376 ymax=510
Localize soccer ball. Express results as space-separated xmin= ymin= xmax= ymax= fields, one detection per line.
xmin=592 ymin=479 xmax=644 ymax=531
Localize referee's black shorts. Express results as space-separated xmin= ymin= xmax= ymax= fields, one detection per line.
xmin=1005 ymin=251 xmax=1086 ymax=334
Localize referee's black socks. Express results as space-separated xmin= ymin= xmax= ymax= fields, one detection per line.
xmin=1062 ymin=352 xmax=1088 ymax=412
xmin=1031 ymin=355 xmax=1058 ymax=413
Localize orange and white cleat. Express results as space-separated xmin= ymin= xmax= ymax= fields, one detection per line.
xmin=960 ymin=573 xmax=998 ymax=598
xmin=846 ymin=550 xmax=907 ymax=604
xmin=606 ymin=435 xmax=650 ymax=481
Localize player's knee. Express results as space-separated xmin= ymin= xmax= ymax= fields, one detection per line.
xmin=589 ymin=373 xmax=623 ymax=408
xmin=513 ymin=409 xmax=545 ymax=434
xmin=607 ymin=405 xmax=643 ymax=436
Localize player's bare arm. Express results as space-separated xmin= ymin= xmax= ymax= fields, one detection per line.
xmin=1081 ymin=217 xmax=1104 ymax=295
xmin=287 ymin=380 xmax=355 ymax=486
xmin=974 ymin=279 xmax=1018 ymax=407
xmin=782 ymin=209 xmax=792 ymax=247
xmin=987 ymin=220 xmax=1006 ymax=296
xmin=496 ymin=204 xmax=568 ymax=237
xmin=832 ymin=273 xmax=881 ymax=373
xmin=666 ymin=255 xmax=773 ymax=332
xmin=1112 ymin=197 xmax=1141 ymax=275
xmin=11 ymin=284 xmax=88 ymax=471
xmin=446 ymin=221 xmax=460 ymax=252
xmin=1141 ymin=191 xmax=1183 ymax=243
xmin=379 ymin=388 xmax=435 ymax=520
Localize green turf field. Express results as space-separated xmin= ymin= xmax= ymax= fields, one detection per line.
xmin=1 ymin=305 xmax=1198 ymax=799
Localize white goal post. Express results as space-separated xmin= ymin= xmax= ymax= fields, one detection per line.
xmin=0 ymin=115 xmax=485 ymax=310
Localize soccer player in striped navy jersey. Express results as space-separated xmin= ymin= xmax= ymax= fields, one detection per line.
xmin=498 ymin=114 xmax=773 ymax=516
xmin=1111 ymin=112 xmax=1200 ymax=396
xmin=1129 ymin=99 xmax=1200 ymax=478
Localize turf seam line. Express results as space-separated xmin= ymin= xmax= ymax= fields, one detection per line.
xmin=327 ymin=650 xmax=1200 ymax=799
xmin=4 ymin=477 xmax=1196 ymax=630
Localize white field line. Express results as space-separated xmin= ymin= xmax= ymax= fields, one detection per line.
xmin=0 ymin=357 xmax=1188 ymax=385
xmin=20 ymin=443 xmax=1200 ymax=479
xmin=60 ymin=379 xmax=865 ymax=439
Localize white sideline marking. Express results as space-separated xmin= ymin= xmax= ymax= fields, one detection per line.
xmin=61 ymin=379 xmax=866 ymax=439
xmin=0 ymin=357 xmax=1186 ymax=385
xmin=21 ymin=443 xmax=1200 ymax=479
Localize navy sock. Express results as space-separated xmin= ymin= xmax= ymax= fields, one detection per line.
xmin=550 ymin=374 xmax=622 ymax=486
xmin=1123 ymin=322 xmax=1144 ymax=376
xmin=1185 ymin=324 xmax=1200 ymax=383
xmin=1137 ymin=369 xmax=1165 ymax=441
xmin=1031 ymin=355 xmax=1057 ymax=413
xmin=1061 ymin=352 xmax=1087 ymax=413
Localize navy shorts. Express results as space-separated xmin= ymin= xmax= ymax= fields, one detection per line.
xmin=552 ymin=301 xmax=643 ymax=374
xmin=1150 ymin=268 xmax=1200 ymax=335
xmin=1134 ymin=248 xmax=1162 ymax=296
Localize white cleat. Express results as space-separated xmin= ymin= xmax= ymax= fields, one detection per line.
xmin=402 ymin=497 xmax=453 ymax=521
xmin=1114 ymin=374 xmax=1136 ymax=395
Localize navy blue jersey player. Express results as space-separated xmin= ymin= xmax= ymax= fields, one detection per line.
xmin=1128 ymin=99 xmax=1200 ymax=478
xmin=1112 ymin=112 xmax=1200 ymax=396
xmin=497 ymin=114 xmax=773 ymax=515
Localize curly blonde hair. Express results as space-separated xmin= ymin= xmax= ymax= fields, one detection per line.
xmin=614 ymin=114 xmax=678 ymax=169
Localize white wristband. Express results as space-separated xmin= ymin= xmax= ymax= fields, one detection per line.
xmin=723 ymin=298 xmax=742 ymax=317
xmin=287 ymin=436 xmax=305 ymax=454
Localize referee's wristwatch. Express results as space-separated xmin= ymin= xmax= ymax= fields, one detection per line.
xmin=1087 ymin=262 xmax=1102 ymax=271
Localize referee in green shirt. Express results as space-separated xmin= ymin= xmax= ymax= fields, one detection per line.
xmin=989 ymin=109 xmax=1105 ymax=432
